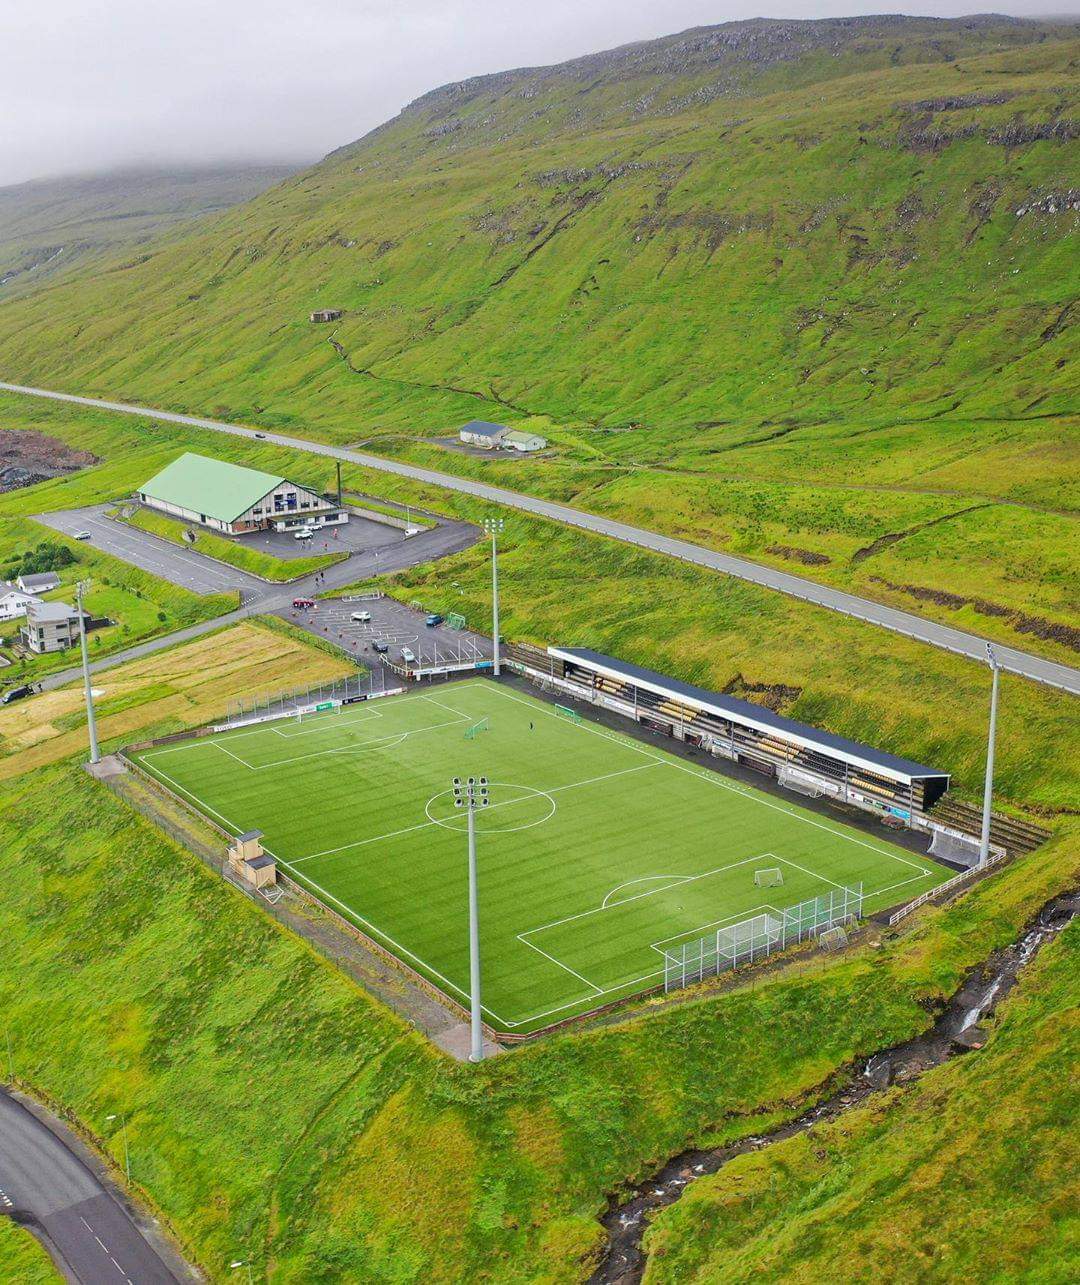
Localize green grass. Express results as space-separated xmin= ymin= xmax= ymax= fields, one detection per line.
xmin=0 ymin=513 xmax=235 ymax=688
xmin=0 ymin=26 xmax=1076 ymax=662
xmin=131 ymin=679 xmax=950 ymax=1033
xmin=0 ymin=1218 xmax=61 ymax=1284
xmin=118 ymin=505 xmax=346 ymax=581
xmin=642 ymin=915 xmax=1080 ymax=1284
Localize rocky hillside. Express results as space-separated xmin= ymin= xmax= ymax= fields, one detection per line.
xmin=0 ymin=164 xmax=298 ymax=296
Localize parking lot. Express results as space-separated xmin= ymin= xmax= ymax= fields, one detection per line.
xmin=235 ymin=510 xmax=406 ymax=560
xmin=281 ymin=594 xmax=493 ymax=669
xmin=34 ymin=504 xmax=266 ymax=594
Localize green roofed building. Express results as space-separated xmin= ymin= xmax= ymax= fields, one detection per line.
xmin=137 ymin=452 xmax=342 ymax=535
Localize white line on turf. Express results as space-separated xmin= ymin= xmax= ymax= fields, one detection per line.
xmin=601 ymin=874 xmax=691 ymax=909
xmin=649 ymin=904 xmax=782 ymax=952
xmin=483 ymin=683 xmax=936 ymax=875
xmin=516 ymin=937 xmax=603 ymax=995
xmin=519 ymin=854 xmax=770 ymax=940
xmin=291 ymin=761 xmax=659 ymax=866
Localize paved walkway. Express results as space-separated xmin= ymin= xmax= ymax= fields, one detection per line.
xmin=4 ymin=381 xmax=1077 ymax=695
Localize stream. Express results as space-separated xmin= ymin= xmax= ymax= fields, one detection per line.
xmin=589 ymin=889 xmax=1078 ymax=1284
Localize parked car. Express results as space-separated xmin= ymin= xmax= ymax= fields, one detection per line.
xmin=292 ymin=597 xmax=315 ymax=609
xmin=1 ymin=684 xmax=33 ymax=705
xmin=294 ymin=528 xmax=314 ymax=541
xmin=425 ymin=614 xmax=444 ymax=628
xmin=400 ymin=647 xmax=416 ymax=664
xmin=373 ymin=640 xmax=390 ymax=654
xmin=254 ymin=432 xmax=267 ymax=439
xmin=73 ymin=530 xmax=92 ymax=541
xmin=351 ymin=610 xmax=372 ymax=623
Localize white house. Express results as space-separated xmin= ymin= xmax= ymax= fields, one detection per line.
xmin=459 ymin=421 xmax=509 ymax=449
xmin=17 ymin=572 xmax=61 ymax=594
xmin=20 ymin=600 xmax=85 ymax=654
xmin=501 ymin=430 xmax=547 ymax=453
xmin=0 ymin=588 xmax=38 ymax=623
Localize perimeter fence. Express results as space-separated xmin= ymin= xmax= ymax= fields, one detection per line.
xmin=662 ymin=884 xmax=864 ymax=993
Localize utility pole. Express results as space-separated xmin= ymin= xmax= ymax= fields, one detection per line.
xmin=980 ymin=643 xmax=1000 ymax=866
xmin=335 ymin=460 xmax=343 ymax=506
xmin=76 ymin=580 xmax=100 ymax=765
xmin=453 ymin=775 xmax=489 ymax=1061
xmin=106 ymin=1113 xmax=130 ymax=1182
xmin=483 ymin=518 xmax=504 ymax=676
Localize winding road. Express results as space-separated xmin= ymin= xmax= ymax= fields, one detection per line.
xmin=0 ymin=1089 xmax=184 ymax=1282
xmin=3 ymin=381 xmax=1077 ymax=696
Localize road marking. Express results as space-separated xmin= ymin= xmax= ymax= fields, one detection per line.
xmin=80 ymin=1216 xmax=134 ymax=1283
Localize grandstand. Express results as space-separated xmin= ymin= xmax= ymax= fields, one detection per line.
xmin=508 ymin=647 xmax=952 ymax=828
xmin=127 ymin=678 xmax=953 ymax=1036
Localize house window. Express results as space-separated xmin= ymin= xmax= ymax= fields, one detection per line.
xmin=286 ymin=493 xmax=297 ymax=510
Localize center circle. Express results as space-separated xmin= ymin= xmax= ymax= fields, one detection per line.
xmin=425 ymin=782 xmax=556 ymax=834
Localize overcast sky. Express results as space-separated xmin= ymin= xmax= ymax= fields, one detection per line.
xmin=3 ymin=1 xmax=1076 ymax=186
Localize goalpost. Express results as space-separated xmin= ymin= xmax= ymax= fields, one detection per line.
xmin=928 ymin=828 xmax=983 ymax=869
xmin=555 ymin=704 xmax=583 ymax=725
xmin=464 ymin=717 xmax=489 ymax=740
xmin=446 ymin=612 xmax=466 ymax=631
xmin=754 ymin=867 xmax=784 ymax=888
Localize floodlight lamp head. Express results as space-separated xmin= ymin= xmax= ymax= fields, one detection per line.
xmin=454 ymin=799 xmax=463 ymax=808
xmin=479 ymin=776 xmax=488 ymax=786
xmin=985 ymin=642 xmax=997 ymax=669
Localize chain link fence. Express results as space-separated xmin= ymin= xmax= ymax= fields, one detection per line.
xmin=662 ymin=884 xmax=864 ymax=993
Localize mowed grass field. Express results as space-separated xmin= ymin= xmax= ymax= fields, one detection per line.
xmin=132 ymin=679 xmax=952 ymax=1032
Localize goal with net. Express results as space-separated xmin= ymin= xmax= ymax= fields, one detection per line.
xmin=446 ymin=612 xmax=466 ymax=631
xmin=464 ymin=717 xmax=489 ymax=740
xmin=754 ymin=867 xmax=784 ymax=887
xmin=555 ymin=705 xmax=583 ymax=725
xmin=928 ymin=828 xmax=983 ymax=869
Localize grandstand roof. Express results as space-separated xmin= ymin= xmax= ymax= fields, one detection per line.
xmin=549 ymin=647 xmax=949 ymax=785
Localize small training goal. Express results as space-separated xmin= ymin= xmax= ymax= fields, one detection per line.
xmin=928 ymin=828 xmax=983 ymax=869
xmin=778 ymin=766 xmax=825 ymax=799
xmin=464 ymin=717 xmax=489 ymax=740
xmin=754 ymin=867 xmax=784 ymax=888
xmin=818 ymin=924 xmax=849 ymax=951
xmin=555 ymin=704 xmax=583 ymax=725
xmin=446 ymin=612 xmax=466 ymax=631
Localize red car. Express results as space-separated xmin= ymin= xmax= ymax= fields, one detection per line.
xmin=292 ymin=598 xmax=316 ymax=609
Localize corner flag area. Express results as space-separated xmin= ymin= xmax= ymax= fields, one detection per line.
xmin=131 ymin=680 xmax=953 ymax=1033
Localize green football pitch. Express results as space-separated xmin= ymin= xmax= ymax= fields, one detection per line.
xmin=132 ymin=679 xmax=952 ymax=1033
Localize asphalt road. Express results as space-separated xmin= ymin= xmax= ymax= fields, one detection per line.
xmin=3 ymin=381 xmax=1077 ymax=696
xmin=31 ymin=505 xmax=480 ymax=693
xmin=0 ymin=1089 xmax=181 ymax=1283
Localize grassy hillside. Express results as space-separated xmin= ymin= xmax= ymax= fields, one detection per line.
xmin=0 ymin=165 xmax=297 ymax=297
xmin=2 ymin=389 xmax=1077 ymax=815
xmin=0 ymin=17 xmax=1075 ymax=661
xmin=1 ymin=739 xmax=1075 ymax=1282
xmin=643 ymin=916 xmax=1080 ymax=1284
xmin=0 ymin=1217 xmax=61 ymax=1284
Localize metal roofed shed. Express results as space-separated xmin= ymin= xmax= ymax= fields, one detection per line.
xmin=17 ymin=572 xmax=61 ymax=594
xmin=544 ymin=646 xmax=950 ymax=822
xmin=501 ymin=429 xmax=548 ymax=453
xmin=459 ymin=420 xmax=509 ymax=449
xmin=137 ymin=452 xmax=339 ymax=535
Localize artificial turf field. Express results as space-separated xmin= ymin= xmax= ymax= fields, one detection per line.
xmin=132 ymin=679 xmax=953 ymax=1033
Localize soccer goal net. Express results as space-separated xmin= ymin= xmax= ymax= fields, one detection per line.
xmin=928 ymin=828 xmax=983 ymax=869
xmin=818 ymin=925 xmax=848 ymax=951
xmin=464 ymin=717 xmax=489 ymax=740
xmin=778 ymin=766 xmax=825 ymax=798
xmin=446 ymin=612 xmax=466 ymax=631
xmin=555 ymin=704 xmax=583 ymax=725
xmin=754 ymin=867 xmax=784 ymax=887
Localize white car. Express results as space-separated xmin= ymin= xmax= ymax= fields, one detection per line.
xmin=351 ymin=610 xmax=372 ymax=623
xmin=73 ymin=531 xmax=92 ymax=541
xmin=294 ymin=528 xmax=314 ymax=541
xmin=400 ymin=647 xmax=416 ymax=664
